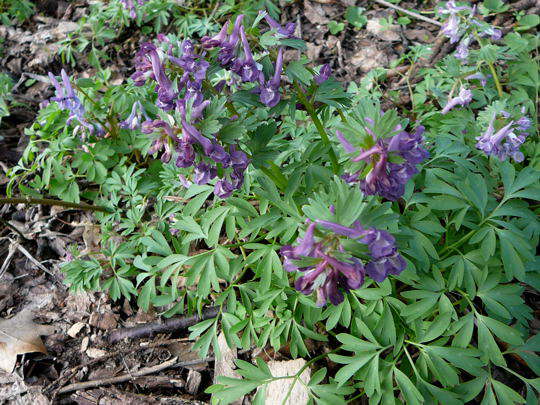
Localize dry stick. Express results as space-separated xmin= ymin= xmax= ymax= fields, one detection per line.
xmin=108 ymin=306 xmax=220 ymax=344
xmin=57 ymin=357 xmax=179 ymax=394
xmin=372 ymin=0 xmax=442 ymax=27
xmin=57 ymin=348 xmax=253 ymax=395
xmin=0 ymin=197 xmax=111 ymax=213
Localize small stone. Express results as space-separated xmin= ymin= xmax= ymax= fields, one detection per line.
xmin=80 ymin=336 xmax=89 ymax=352
xmin=86 ymin=348 xmax=107 ymax=359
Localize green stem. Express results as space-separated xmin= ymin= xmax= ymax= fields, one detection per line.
xmin=0 ymin=197 xmax=112 ymax=213
xmin=439 ymin=200 xmax=504 ymax=260
xmin=487 ymin=62 xmax=504 ymax=98
xmin=293 ymin=81 xmax=340 ymax=174
xmin=471 ymin=30 xmax=503 ymax=98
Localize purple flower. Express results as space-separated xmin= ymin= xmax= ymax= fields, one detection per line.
xmin=314 ymin=64 xmax=332 ymax=85
xmin=259 ymin=47 xmax=283 ymax=107
xmin=48 ymin=69 xmax=95 ymax=134
xmin=176 ymin=139 xmax=195 ymax=168
xmin=475 ymin=112 xmax=531 ymax=162
xmin=441 ymin=14 xmax=462 ymax=43
xmin=217 ymin=15 xmax=245 ymax=68
xmin=120 ymin=0 xmax=147 ymax=18
xmin=214 ymin=179 xmax=235 ymax=198
xmin=438 ymin=1 xmax=471 ymax=15
xmin=201 ymin=21 xmax=230 ymax=49
xmin=231 ymin=27 xmax=263 ymax=83
xmin=455 ymin=35 xmax=470 ymax=60
xmin=193 ymin=163 xmax=217 ymax=185
xmin=465 ymin=72 xmax=488 ymax=86
xmin=441 ymin=87 xmax=472 ymax=114
xmin=131 ymin=42 xmax=176 ymax=110
xmin=337 ymin=122 xmax=428 ymax=201
xmin=120 ymin=101 xmax=149 ymax=130
xmin=145 ymin=120 xmax=177 ymax=163
xmin=261 ymin=11 xmax=297 ymax=39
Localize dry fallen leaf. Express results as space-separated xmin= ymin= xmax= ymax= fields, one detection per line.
xmin=0 ymin=309 xmax=55 ymax=373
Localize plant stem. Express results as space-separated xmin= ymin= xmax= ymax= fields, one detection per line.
xmin=293 ymin=81 xmax=340 ymax=174
xmin=0 ymin=196 xmax=112 ymax=213
xmin=487 ymin=61 xmax=504 ymax=98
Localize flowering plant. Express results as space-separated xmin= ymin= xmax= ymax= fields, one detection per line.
xmin=5 ymin=1 xmax=540 ymax=403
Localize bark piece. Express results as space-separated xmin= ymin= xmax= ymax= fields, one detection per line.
xmin=262 ymin=359 xmax=311 ymax=405
xmin=185 ymin=369 xmax=202 ymax=395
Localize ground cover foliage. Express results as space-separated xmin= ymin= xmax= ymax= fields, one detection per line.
xmin=2 ymin=0 xmax=540 ymax=403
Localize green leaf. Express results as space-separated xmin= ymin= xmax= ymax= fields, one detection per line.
xmin=492 ymin=380 xmax=526 ymax=404
xmin=394 ymin=367 xmax=423 ymax=405
xmin=477 ymin=317 xmax=506 ymax=366
xmin=479 ymin=315 xmax=523 ymax=346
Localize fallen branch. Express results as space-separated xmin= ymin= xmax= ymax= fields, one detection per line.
xmin=56 ymin=348 xmax=252 ymax=395
xmin=108 ymin=306 xmax=220 ymax=344
xmin=372 ymin=0 xmax=442 ymax=27
xmin=57 ymin=357 xmax=179 ymax=394
xmin=0 ymin=197 xmax=112 ymax=213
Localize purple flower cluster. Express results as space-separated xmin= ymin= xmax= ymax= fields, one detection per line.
xmin=281 ymin=216 xmax=405 ymax=306
xmin=47 ymin=69 xmax=96 ymax=136
xmin=475 ymin=108 xmax=532 ymax=162
xmin=120 ymin=0 xmax=147 ymax=19
xmin=201 ymin=14 xmax=288 ymax=107
xmin=438 ymin=1 xmax=502 ymax=60
xmin=338 ymin=119 xmax=429 ymax=201
xmin=129 ymin=18 xmax=264 ymax=198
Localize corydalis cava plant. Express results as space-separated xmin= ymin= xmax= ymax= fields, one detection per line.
xmin=281 ymin=211 xmax=405 ymax=306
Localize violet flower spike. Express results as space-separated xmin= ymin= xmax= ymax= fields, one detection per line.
xmin=340 ymin=117 xmax=428 ymax=201
xmin=475 ymin=113 xmax=529 ymax=162
xmin=455 ymin=36 xmax=470 ymax=60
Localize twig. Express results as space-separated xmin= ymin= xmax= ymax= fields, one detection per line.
xmin=57 ymin=357 xmax=179 ymax=394
xmin=0 ymin=243 xmax=16 ymax=280
xmin=0 ymin=197 xmax=111 ymax=212
xmin=13 ymin=241 xmax=60 ymax=281
xmin=107 ymin=306 xmax=220 ymax=344
xmin=372 ymin=0 xmax=442 ymax=27
xmin=0 ymin=217 xmax=30 ymax=240
xmin=56 ymin=348 xmax=253 ymax=395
